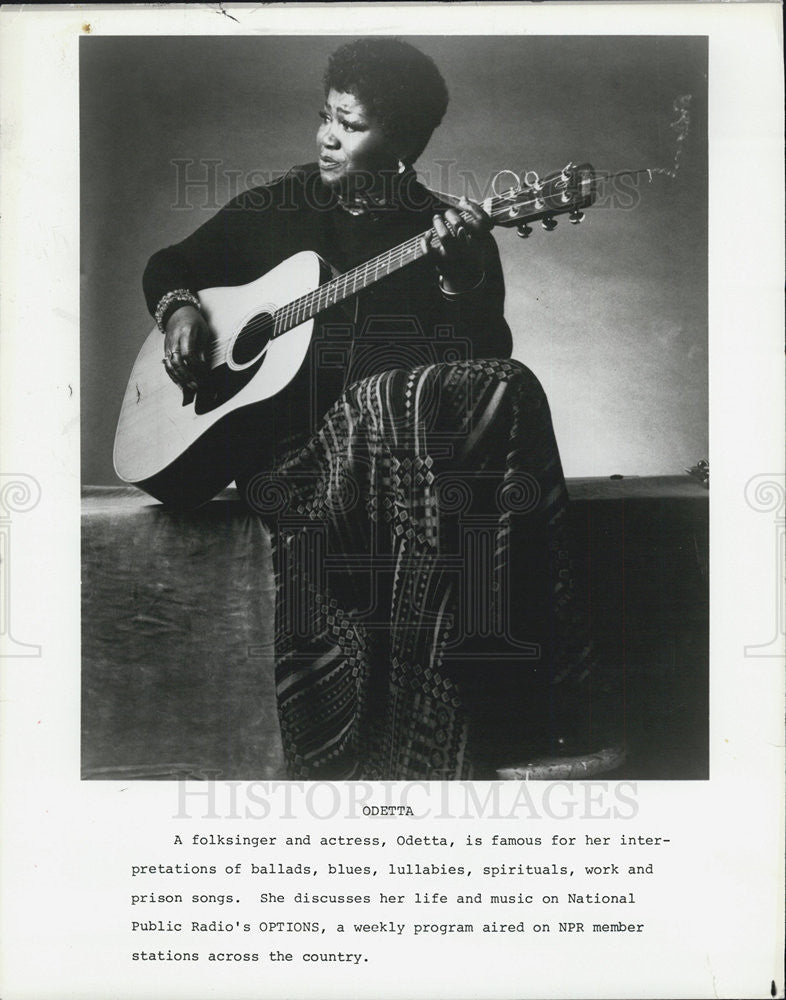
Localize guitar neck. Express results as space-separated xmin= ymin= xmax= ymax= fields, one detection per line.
xmin=269 ymin=164 xmax=596 ymax=338
xmin=271 ymin=227 xmax=432 ymax=338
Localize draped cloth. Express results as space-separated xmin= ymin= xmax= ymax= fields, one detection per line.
xmin=244 ymin=358 xmax=593 ymax=780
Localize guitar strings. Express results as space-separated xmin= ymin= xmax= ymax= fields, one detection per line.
xmin=204 ymin=189 xmax=528 ymax=366
xmin=204 ymin=229 xmax=430 ymax=366
xmin=242 ymin=180 xmax=577 ymax=352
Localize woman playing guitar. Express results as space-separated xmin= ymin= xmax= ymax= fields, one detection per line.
xmin=142 ymin=37 xmax=623 ymax=780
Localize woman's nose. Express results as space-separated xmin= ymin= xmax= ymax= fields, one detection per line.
xmin=321 ymin=123 xmax=340 ymax=149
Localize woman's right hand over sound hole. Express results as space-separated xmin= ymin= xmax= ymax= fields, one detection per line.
xmin=163 ymin=305 xmax=210 ymax=392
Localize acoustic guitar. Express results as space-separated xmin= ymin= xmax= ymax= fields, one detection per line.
xmin=114 ymin=163 xmax=596 ymax=507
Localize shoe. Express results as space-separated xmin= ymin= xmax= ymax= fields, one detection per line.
xmin=496 ymin=744 xmax=626 ymax=780
xmin=495 ymin=659 xmax=628 ymax=779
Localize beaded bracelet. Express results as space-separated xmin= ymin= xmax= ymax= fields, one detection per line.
xmin=154 ymin=289 xmax=202 ymax=334
xmin=438 ymin=270 xmax=486 ymax=299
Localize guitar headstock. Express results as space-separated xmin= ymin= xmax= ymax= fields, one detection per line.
xmin=486 ymin=162 xmax=596 ymax=236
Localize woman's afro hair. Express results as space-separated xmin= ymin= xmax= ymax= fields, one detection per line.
xmin=324 ymin=38 xmax=449 ymax=166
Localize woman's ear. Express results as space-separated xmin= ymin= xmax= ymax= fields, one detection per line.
xmin=389 ymin=130 xmax=415 ymax=171
xmin=395 ymin=148 xmax=415 ymax=171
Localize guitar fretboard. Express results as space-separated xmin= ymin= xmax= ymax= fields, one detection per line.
xmin=266 ymin=166 xmax=593 ymax=339
xmin=271 ymin=229 xmax=431 ymax=338
xmin=268 ymin=191 xmax=528 ymax=339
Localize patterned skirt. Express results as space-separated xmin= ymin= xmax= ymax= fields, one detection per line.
xmin=243 ymin=359 xmax=593 ymax=780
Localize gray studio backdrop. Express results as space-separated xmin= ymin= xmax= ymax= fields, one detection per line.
xmin=80 ymin=35 xmax=707 ymax=486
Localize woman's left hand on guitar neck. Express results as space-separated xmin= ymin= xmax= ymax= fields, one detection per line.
xmin=421 ymin=197 xmax=490 ymax=295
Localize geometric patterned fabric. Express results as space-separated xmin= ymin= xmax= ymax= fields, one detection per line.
xmin=245 ymin=358 xmax=593 ymax=779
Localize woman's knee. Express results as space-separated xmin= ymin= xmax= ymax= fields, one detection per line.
xmin=464 ymin=357 xmax=549 ymax=413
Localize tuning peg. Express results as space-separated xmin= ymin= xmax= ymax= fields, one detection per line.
xmin=569 ymin=209 xmax=585 ymax=224
xmin=541 ymin=217 xmax=558 ymax=231
xmin=516 ymin=223 xmax=532 ymax=238
xmin=560 ymin=161 xmax=576 ymax=182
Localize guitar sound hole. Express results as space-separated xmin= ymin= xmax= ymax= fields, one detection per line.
xmin=232 ymin=312 xmax=274 ymax=366
xmin=194 ymin=357 xmax=265 ymax=415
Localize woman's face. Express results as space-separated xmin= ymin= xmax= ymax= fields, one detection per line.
xmin=317 ymin=89 xmax=399 ymax=188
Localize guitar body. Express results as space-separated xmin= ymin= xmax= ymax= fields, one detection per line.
xmin=113 ymin=251 xmax=327 ymax=508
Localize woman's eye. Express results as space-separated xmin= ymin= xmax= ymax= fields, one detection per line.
xmin=318 ymin=111 xmax=330 ymax=123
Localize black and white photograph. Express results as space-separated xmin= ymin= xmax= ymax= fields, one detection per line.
xmin=1 ymin=5 xmax=783 ymax=999
xmin=81 ymin=33 xmax=709 ymax=783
